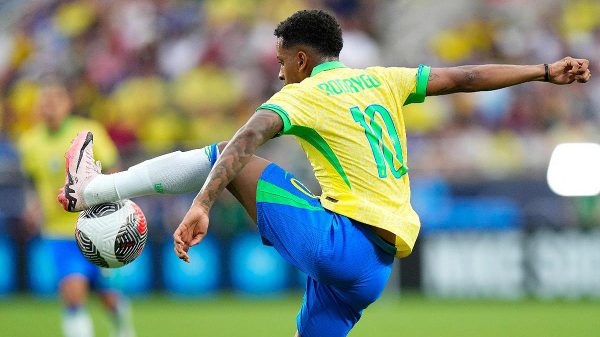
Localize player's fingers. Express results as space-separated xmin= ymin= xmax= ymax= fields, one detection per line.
xmin=577 ymin=60 xmax=589 ymax=72
xmin=583 ymin=69 xmax=591 ymax=79
xmin=576 ymin=71 xmax=591 ymax=83
xmin=563 ymin=57 xmax=579 ymax=73
xmin=173 ymin=228 xmax=183 ymax=245
xmin=571 ymin=63 xmax=587 ymax=75
xmin=173 ymin=227 xmax=187 ymax=246
xmin=572 ymin=66 xmax=586 ymax=75
xmin=575 ymin=58 xmax=589 ymax=68
xmin=174 ymin=242 xmax=190 ymax=262
xmin=181 ymin=246 xmax=190 ymax=262
xmin=173 ymin=243 xmax=182 ymax=257
xmin=173 ymin=238 xmax=183 ymax=252
xmin=190 ymin=233 xmax=205 ymax=247
xmin=568 ymin=58 xmax=581 ymax=73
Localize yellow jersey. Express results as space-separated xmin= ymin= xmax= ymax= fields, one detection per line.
xmin=258 ymin=61 xmax=430 ymax=258
xmin=18 ymin=117 xmax=118 ymax=238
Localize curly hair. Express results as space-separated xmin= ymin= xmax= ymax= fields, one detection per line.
xmin=274 ymin=9 xmax=343 ymax=57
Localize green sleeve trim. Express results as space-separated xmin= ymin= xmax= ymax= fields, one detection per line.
xmin=287 ymin=125 xmax=352 ymax=190
xmin=310 ymin=61 xmax=347 ymax=77
xmin=404 ymin=64 xmax=431 ymax=106
xmin=257 ymin=180 xmax=323 ymax=211
xmin=257 ymin=105 xmax=351 ymax=190
xmin=257 ymin=104 xmax=292 ymax=135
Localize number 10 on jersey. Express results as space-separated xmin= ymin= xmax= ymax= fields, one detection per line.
xmin=350 ymin=104 xmax=407 ymax=179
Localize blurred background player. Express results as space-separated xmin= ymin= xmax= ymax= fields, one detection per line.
xmin=18 ymin=79 xmax=135 ymax=337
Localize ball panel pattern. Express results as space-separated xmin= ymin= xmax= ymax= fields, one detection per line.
xmin=80 ymin=201 xmax=124 ymax=218
xmin=114 ymin=207 xmax=148 ymax=265
xmin=76 ymin=200 xmax=147 ymax=268
xmin=75 ymin=228 xmax=109 ymax=268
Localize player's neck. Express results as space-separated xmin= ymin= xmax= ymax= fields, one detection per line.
xmin=318 ymin=56 xmax=339 ymax=64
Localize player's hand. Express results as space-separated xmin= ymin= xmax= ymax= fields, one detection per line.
xmin=173 ymin=202 xmax=210 ymax=263
xmin=549 ymin=57 xmax=591 ymax=84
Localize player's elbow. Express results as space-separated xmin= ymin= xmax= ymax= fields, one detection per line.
xmin=236 ymin=125 xmax=267 ymax=146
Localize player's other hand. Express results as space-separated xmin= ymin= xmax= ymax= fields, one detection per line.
xmin=549 ymin=57 xmax=591 ymax=84
xmin=173 ymin=201 xmax=210 ymax=263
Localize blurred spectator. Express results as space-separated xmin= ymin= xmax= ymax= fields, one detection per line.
xmin=17 ymin=79 xmax=135 ymax=337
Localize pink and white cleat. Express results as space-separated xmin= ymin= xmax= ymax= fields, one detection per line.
xmin=59 ymin=131 xmax=101 ymax=212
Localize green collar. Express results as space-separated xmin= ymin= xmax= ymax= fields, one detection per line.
xmin=310 ymin=61 xmax=346 ymax=77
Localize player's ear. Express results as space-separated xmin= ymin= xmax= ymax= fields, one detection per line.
xmin=297 ymin=50 xmax=308 ymax=72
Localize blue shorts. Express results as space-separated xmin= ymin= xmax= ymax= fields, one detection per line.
xmin=45 ymin=238 xmax=108 ymax=289
xmin=256 ymin=163 xmax=394 ymax=337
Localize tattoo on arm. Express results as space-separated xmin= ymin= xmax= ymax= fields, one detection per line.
xmin=426 ymin=72 xmax=451 ymax=95
xmin=461 ymin=66 xmax=480 ymax=90
xmin=429 ymin=64 xmax=546 ymax=95
xmin=196 ymin=111 xmax=282 ymax=209
xmin=428 ymin=66 xmax=481 ymax=95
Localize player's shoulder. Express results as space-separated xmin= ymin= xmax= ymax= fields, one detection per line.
xmin=365 ymin=66 xmax=387 ymax=73
xmin=279 ymin=82 xmax=309 ymax=94
xmin=365 ymin=65 xmax=415 ymax=77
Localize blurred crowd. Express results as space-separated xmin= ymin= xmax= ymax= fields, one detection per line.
xmin=383 ymin=0 xmax=600 ymax=179
xmin=0 ymin=0 xmax=598 ymax=239
xmin=0 ymin=0 xmax=598 ymax=175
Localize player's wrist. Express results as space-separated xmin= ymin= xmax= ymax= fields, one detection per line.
xmin=192 ymin=194 xmax=212 ymax=212
xmin=536 ymin=64 xmax=550 ymax=82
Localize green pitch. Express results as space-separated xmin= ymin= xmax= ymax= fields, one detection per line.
xmin=1 ymin=293 xmax=599 ymax=337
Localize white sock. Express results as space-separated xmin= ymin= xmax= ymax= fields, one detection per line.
xmin=111 ymin=299 xmax=136 ymax=337
xmin=84 ymin=144 xmax=219 ymax=205
xmin=62 ymin=307 xmax=93 ymax=337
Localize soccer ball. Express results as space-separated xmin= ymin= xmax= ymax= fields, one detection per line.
xmin=75 ymin=200 xmax=148 ymax=268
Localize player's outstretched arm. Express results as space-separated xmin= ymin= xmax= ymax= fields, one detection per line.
xmin=173 ymin=110 xmax=283 ymax=262
xmin=426 ymin=57 xmax=591 ymax=96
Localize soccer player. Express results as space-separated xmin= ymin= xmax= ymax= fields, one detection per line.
xmin=59 ymin=10 xmax=591 ymax=337
xmin=20 ymin=80 xmax=136 ymax=337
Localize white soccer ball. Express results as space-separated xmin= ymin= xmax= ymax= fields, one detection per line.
xmin=75 ymin=200 xmax=148 ymax=268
